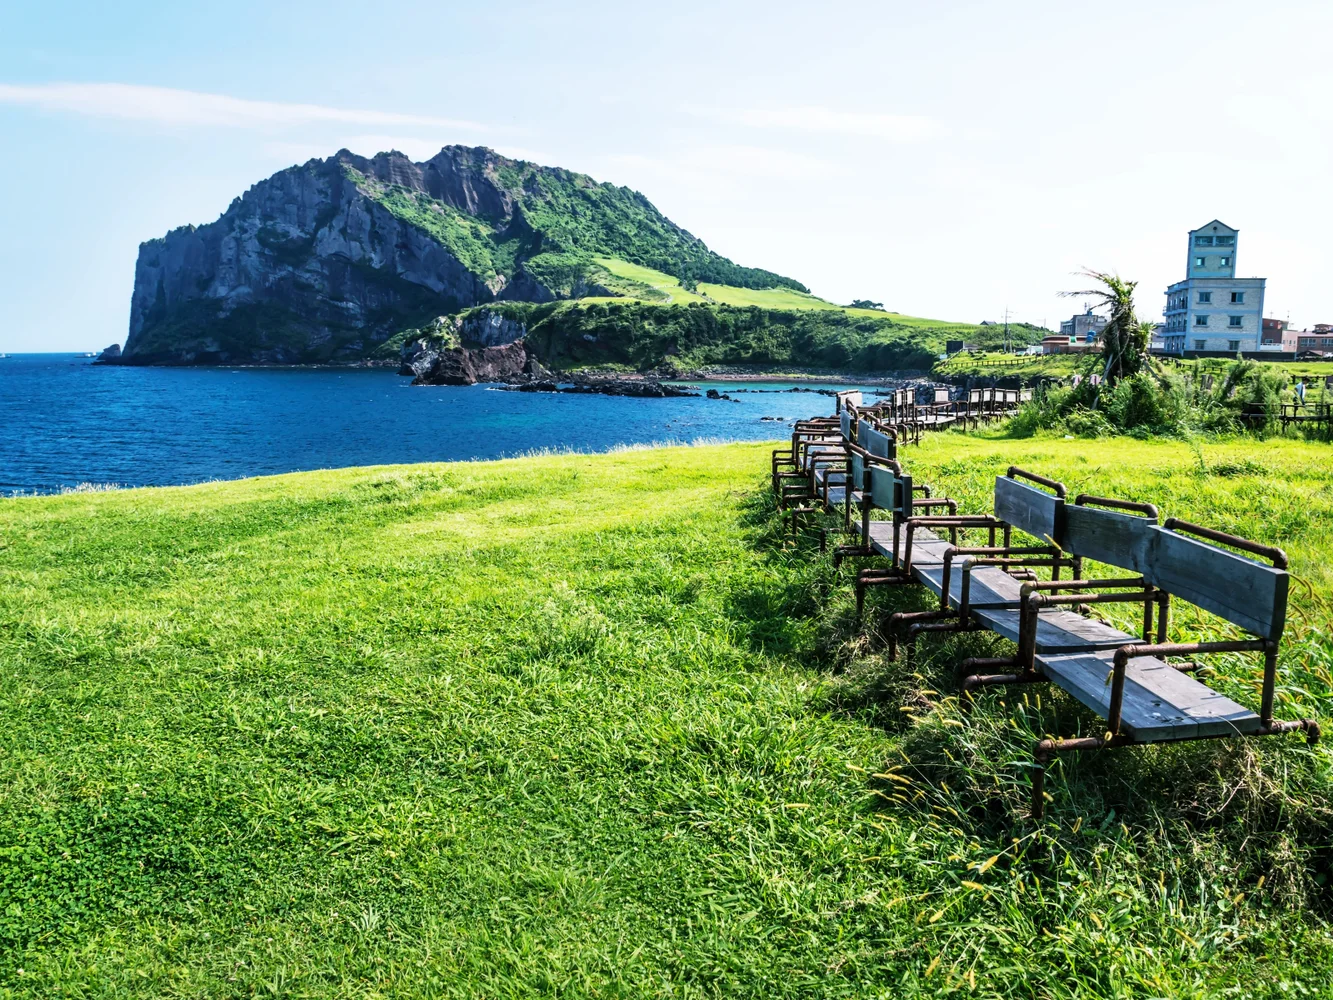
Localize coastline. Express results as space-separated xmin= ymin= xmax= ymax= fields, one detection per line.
xmin=92 ymin=355 xmax=929 ymax=384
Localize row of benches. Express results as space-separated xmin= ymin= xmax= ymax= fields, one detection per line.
xmin=771 ymin=391 xmax=1319 ymax=819
xmin=875 ymin=387 xmax=1033 ymax=434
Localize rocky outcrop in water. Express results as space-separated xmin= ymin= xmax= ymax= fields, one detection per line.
xmin=407 ymin=340 xmax=549 ymax=386
xmin=398 ymin=309 xmax=553 ymax=386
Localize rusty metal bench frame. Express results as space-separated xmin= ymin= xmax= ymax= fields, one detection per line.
xmin=949 ymin=480 xmax=1320 ymax=818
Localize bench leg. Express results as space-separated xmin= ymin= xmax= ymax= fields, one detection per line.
xmin=958 ymin=663 xmax=1044 ymax=717
xmin=1031 ymin=735 xmax=1130 ymax=820
xmin=903 ymin=618 xmax=983 ymax=669
xmin=854 ymin=570 xmax=910 ymax=623
xmin=784 ymin=506 xmax=818 ymax=537
xmin=885 ymin=609 xmax=955 ymax=661
xmin=832 ymin=544 xmax=870 ymax=571
xmin=956 ymin=655 xmax=1017 ymax=689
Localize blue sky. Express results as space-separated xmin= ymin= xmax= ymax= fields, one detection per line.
xmin=2 ymin=0 xmax=1331 ymax=351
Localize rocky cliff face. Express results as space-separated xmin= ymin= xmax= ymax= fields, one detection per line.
xmin=122 ymin=149 xmax=551 ymax=365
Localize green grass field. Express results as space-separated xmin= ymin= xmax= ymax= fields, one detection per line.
xmin=3 ymin=437 xmax=1332 ymax=996
xmin=934 ymin=352 xmax=1084 ymax=378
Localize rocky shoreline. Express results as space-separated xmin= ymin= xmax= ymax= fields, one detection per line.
xmin=95 ymin=317 xmax=984 ymax=399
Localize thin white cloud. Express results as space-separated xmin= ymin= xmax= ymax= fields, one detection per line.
xmin=690 ymin=105 xmax=945 ymax=141
xmin=0 ymin=82 xmax=491 ymax=132
xmin=611 ymin=144 xmax=844 ymax=184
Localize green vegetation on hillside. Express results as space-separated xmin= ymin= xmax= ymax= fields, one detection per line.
xmin=477 ymin=300 xmax=953 ymax=372
xmin=591 ymin=256 xmax=706 ymax=303
xmin=938 ymin=351 xmax=1333 ymax=384
xmin=368 ymin=183 xmax=528 ymax=283
xmin=935 ymin=351 xmax=1084 ymax=378
xmin=347 ymin=157 xmax=806 ymax=296
xmin=3 ymin=438 xmax=1332 ymax=995
xmin=376 ymin=290 xmax=1051 ymax=375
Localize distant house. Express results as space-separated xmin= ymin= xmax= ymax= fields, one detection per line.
xmin=1150 ymin=323 xmax=1167 ymax=353
xmin=945 ymin=340 xmax=980 ymax=354
xmin=1294 ymin=323 xmax=1333 ymax=355
xmin=1162 ymin=220 xmax=1265 ymax=355
xmin=1261 ymin=318 xmax=1298 ymax=353
xmin=1046 ymin=309 xmax=1107 ymax=353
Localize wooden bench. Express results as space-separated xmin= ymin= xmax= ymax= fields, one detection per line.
xmin=786 ymin=402 xmax=907 ymax=539
xmin=771 ymin=420 xmax=841 ymax=508
xmin=948 ymin=480 xmax=1321 ymax=818
xmin=883 ymin=468 xmax=1079 ymax=664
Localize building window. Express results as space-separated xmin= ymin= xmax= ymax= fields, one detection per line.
xmin=1229 ymin=315 xmax=1243 ymax=327
xmin=1195 ymin=257 xmax=1207 ymax=267
xmin=1195 ymin=315 xmax=1208 ymax=326
xmin=1216 ymin=235 xmax=1235 ymax=246
xmin=1198 ymin=292 xmax=1212 ymax=303
xmin=1228 ymin=340 xmax=1241 ymax=352
xmin=1195 ymin=235 xmax=1214 ymax=246
xmin=1220 ymin=256 xmax=1232 ymax=266
xmin=1231 ymin=291 xmax=1244 ymax=303
xmin=1194 ymin=340 xmax=1206 ymax=351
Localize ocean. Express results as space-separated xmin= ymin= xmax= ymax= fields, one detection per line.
xmin=0 ymin=354 xmax=881 ymax=494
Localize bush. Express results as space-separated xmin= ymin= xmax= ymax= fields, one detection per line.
xmin=1006 ymin=360 xmax=1304 ymax=439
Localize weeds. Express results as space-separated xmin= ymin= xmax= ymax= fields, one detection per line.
xmin=1007 ymin=358 xmax=1329 ymax=441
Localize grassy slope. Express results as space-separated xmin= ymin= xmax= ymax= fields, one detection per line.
xmin=594 ymin=259 xmax=1010 ymax=331
xmin=3 ymin=439 xmax=1332 ymax=996
xmin=593 ymin=256 xmax=709 ymax=304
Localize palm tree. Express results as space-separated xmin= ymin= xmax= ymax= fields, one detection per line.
xmin=1060 ymin=270 xmax=1149 ymax=390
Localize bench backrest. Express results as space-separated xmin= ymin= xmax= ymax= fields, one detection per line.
xmin=934 ymin=387 xmax=950 ymax=404
xmin=869 ymin=465 xmax=912 ymax=515
xmin=860 ymin=423 xmax=893 ymax=459
xmin=1057 ymin=502 xmax=1157 ymax=572
xmin=840 ymin=409 xmax=852 ymax=441
xmin=1142 ymin=527 xmax=1288 ymax=640
xmin=849 ymin=419 xmax=892 ymax=492
xmin=969 ymin=389 xmax=981 ymax=404
xmin=840 ymin=390 xmax=863 ymax=410
xmin=993 ymin=476 xmax=1062 ymax=542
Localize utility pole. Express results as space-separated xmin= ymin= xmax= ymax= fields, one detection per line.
xmin=1003 ymin=306 xmax=1011 ymax=354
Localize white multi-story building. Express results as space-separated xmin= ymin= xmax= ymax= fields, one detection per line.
xmin=1161 ymin=220 xmax=1265 ymax=355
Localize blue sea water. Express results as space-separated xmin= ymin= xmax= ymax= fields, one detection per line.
xmin=0 ymin=354 xmax=883 ymax=494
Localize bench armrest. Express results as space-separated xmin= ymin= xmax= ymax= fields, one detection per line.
xmin=1016 ymin=588 xmax=1161 ymax=672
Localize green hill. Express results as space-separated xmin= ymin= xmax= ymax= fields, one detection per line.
xmin=388 ymin=293 xmax=1048 ymax=375
xmin=121 ymin=144 xmax=1042 ymax=370
xmin=124 ymin=146 xmax=807 ymax=364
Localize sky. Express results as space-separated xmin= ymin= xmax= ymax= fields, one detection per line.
xmin=2 ymin=0 xmax=1332 ymax=352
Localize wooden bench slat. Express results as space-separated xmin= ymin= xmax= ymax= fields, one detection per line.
xmin=994 ymin=477 xmax=1061 ymax=542
xmin=1059 ymin=504 xmax=1155 ymax=571
xmin=1143 ymin=526 xmax=1288 ymax=640
xmin=1038 ymin=651 xmax=1261 ymax=741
